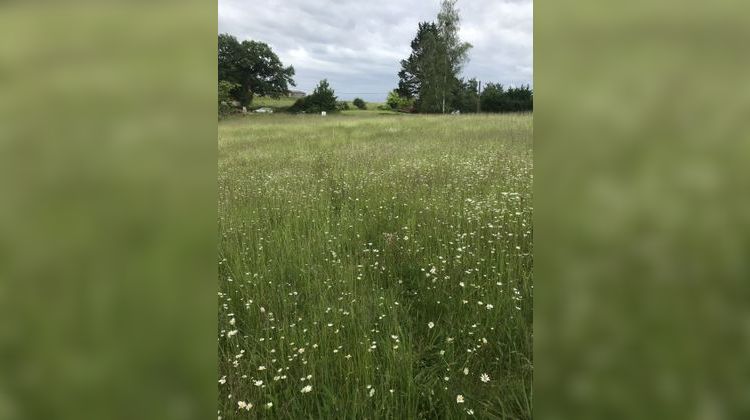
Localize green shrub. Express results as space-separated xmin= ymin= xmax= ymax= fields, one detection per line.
xmin=352 ymin=98 xmax=366 ymax=110
xmin=289 ymin=97 xmax=307 ymax=113
xmin=386 ymin=90 xmax=414 ymax=112
xmin=218 ymin=80 xmax=240 ymax=117
xmin=289 ymin=80 xmax=338 ymax=113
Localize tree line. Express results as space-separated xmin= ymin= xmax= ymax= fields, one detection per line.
xmin=218 ymin=0 xmax=531 ymax=116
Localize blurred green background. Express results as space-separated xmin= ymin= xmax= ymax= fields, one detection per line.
xmin=0 ymin=2 xmax=216 ymax=419
xmin=536 ymin=1 xmax=750 ymax=419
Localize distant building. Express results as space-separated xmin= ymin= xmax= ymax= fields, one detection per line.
xmin=288 ymin=90 xmax=306 ymax=98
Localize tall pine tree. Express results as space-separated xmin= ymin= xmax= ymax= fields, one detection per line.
xmin=397 ymin=22 xmax=438 ymax=99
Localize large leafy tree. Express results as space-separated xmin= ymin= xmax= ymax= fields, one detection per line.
xmin=416 ymin=29 xmax=448 ymax=113
xmin=435 ymin=0 xmax=472 ymax=113
xmin=218 ymin=34 xmax=295 ymax=106
xmin=397 ymin=1 xmax=472 ymax=113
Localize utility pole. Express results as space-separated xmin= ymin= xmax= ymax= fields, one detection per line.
xmin=477 ymin=80 xmax=482 ymax=113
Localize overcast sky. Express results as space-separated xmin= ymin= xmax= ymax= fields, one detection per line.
xmin=218 ymin=0 xmax=532 ymax=101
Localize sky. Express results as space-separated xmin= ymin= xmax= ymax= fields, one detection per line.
xmin=218 ymin=0 xmax=532 ymax=102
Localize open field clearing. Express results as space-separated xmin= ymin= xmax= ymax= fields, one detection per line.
xmin=218 ymin=114 xmax=533 ymax=419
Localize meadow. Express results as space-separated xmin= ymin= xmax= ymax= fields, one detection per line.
xmin=218 ymin=113 xmax=533 ymax=419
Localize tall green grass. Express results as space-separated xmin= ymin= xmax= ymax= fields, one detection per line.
xmin=250 ymin=96 xmax=297 ymax=110
xmin=218 ymin=113 xmax=533 ymax=419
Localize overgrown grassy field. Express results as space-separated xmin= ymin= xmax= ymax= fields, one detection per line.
xmin=218 ymin=113 xmax=533 ymax=419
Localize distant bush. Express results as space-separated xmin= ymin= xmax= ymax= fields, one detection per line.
xmin=386 ymin=90 xmax=414 ymax=112
xmin=289 ymin=79 xmax=338 ymax=113
xmin=336 ymin=101 xmax=350 ymax=111
xmin=218 ymin=80 xmax=240 ymax=117
xmin=352 ymin=98 xmax=366 ymax=110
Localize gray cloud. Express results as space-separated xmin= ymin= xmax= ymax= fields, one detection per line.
xmin=219 ymin=0 xmax=532 ymax=101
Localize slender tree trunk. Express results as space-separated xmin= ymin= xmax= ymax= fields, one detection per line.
xmin=441 ymin=57 xmax=447 ymax=114
xmin=477 ymin=81 xmax=481 ymax=113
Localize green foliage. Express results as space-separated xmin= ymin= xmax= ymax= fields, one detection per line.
xmin=397 ymin=22 xmax=438 ymax=99
xmin=218 ymin=80 xmax=239 ymax=117
xmin=288 ymin=97 xmax=307 ymax=113
xmin=336 ymin=101 xmax=350 ymax=111
xmin=352 ymin=97 xmax=367 ymax=110
xmin=452 ymin=78 xmax=479 ymax=113
xmin=480 ymin=83 xmax=533 ymax=113
xmin=218 ymin=33 xmax=295 ymax=106
xmin=290 ymin=79 xmax=338 ymax=113
xmin=437 ymin=0 xmax=472 ymax=76
xmin=218 ymin=114 xmax=533 ymax=419
xmin=386 ymin=90 xmax=414 ymax=111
